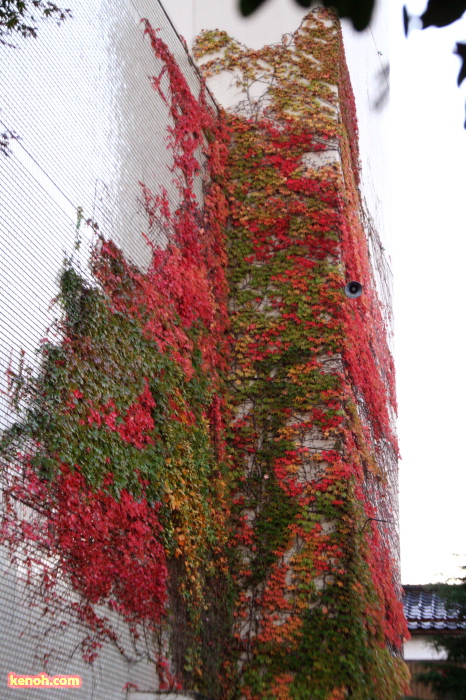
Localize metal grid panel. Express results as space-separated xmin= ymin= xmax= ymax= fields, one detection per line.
xmin=0 ymin=1 xmax=212 ymax=696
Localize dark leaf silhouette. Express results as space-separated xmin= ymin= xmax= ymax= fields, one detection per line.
xmin=455 ymin=41 xmax=466 ymax=86
xmin=404 ymin=1 xmax=466 ymax=128
xmin=239 ymin=0 xmax=375 ymax=31
xmin=419 ymin=0 xmax=466 ymax=29
xmin=239 ymin=0 xmax=268 ymax=16
xmin=404 ymin=0 xmax=466 ymax=36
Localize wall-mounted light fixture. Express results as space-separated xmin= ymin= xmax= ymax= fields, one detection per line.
xmin=344 ymin=281 xmax=363 ymax=299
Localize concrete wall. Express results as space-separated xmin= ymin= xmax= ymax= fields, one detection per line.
xmin=167 ymin=0 xmax=391 ymax=250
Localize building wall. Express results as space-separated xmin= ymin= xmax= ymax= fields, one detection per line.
xmin=0 ymin=2 xmax=213 ymax=697
xmin=404 ymin=635 xmax=447 ymax=661
xmin=0 ymin=1 xmax=404 ymax=697
xmin=190 ymin=0 xmax=399 ymax=578
xmin=169 ymin=0 xmax=395 ymax=365
xmin=190 ymin=10 xmax=407 ymax=696
xmin=167 ymin=0 xmax=391 ymax=249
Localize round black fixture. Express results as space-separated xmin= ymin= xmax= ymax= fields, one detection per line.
xmin=344 ymin=281 xmax=363 ymax=299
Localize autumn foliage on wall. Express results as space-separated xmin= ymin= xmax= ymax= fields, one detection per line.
xmin=195 ymin=8 xmax=409 ymax=700
xmin=0 ymin=9 xmax=409 ymax=700
xmin=0 ymin=21 xmax=232 ymax=692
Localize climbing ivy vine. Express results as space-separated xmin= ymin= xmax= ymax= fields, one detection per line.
xmin=0 ymin=20 xmax=232 ymax=694
xmin=0 ymin=9 xmax=409 ymax=700
xmin=195 ymin=8 xmax=409 ymax=699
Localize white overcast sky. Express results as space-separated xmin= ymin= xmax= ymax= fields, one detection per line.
xmin=391 ymin=1 xmax=466 ymax=584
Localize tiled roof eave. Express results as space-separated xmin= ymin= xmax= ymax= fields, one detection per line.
xmin=408 ymin=627 xmax=466 ymax=636
xmin=403 ymin=585 xmax=466 ymax=633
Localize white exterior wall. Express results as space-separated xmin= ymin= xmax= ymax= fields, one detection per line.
xmin=167 ymin=0 xmax=399 ymax=564
xmin=0 ymin=1 xmax=212 ymax=696
xmin=167 ymin=0 xmax=391 ymax=251
xmin=0 ymin=1 xmax=394 ymax=694
xmin=129 ymin=695 xmax=192 ymax=699
xmin=404 ymin=636 xmax=447 ymax=661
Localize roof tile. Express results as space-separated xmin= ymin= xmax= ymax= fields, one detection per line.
xmin=403 ymin=585 xmax=466 ymax=632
